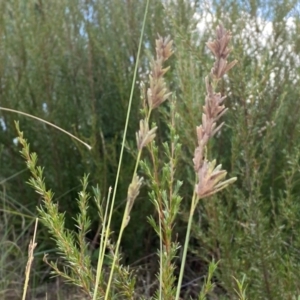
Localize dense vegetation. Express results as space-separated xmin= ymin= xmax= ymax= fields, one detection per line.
xmin=1 ymin=0 xmax=300 ymax=299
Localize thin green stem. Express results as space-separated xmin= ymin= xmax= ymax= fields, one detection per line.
xmin=93 ymin=187 xmax=112 ymax=300
xmin=104 ymin=1 xmax=149 ymax=298
xmin=175 ymin=190 xmax=198 ymax=300
xmin=159 ymin=211 xmax=163 ymax=300
xmin=104 ymin=206 xmax=128 ymax=300
xmin=133 ymin=149 xmax=143 ymax=177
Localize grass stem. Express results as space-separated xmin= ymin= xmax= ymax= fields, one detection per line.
xmin=104 ymin=0 xmax=149 ymax=298
xmin=175 ymin=190 xmax=198 ymax=300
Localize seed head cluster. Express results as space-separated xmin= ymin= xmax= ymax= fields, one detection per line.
xmin=194 ymin=24 xmax=237 ymax=199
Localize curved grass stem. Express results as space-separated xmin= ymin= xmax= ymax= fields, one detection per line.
xmin=0 ymin=107 xmax=92 ymax=150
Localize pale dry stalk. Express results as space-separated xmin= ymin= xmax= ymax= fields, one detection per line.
xmin=147 ymin=35 xmax=173 ymax=110
xmin=193 ymin=24 xmax=237 ymax=199
xmin=130 ymin=36 xmax=173 ymax=220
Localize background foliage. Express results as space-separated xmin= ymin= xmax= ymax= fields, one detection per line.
xmin=1 ymin=0 xmax=300 ymax=299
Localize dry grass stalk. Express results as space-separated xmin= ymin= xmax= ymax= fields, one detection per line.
xmin=106 ymin=33 xmax=174 ymax=300
xmin=206 ymin=24 xmax=238 ymax=80
xmin=136 ymin=119 xmax=157 ymax=150
xmin=193 ymin=24 xmax=237 ymax=199
xmin=137 ymin=35 xmax=173 ymax=150
xmin=176 ymin=24 xmax=238 ymax=300
xmin=133 ymin=35 xmax=173 ymax=215
xmin=147 ymin=35 xmax=173 ymax=110
xmin=22 ymin=218 xmax=39 ymax=300
xmin=125 ymin=174 xmax=143 ymax=226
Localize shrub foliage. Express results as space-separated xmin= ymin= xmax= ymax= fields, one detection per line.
xmin=1 ymin=0 xmax=300 ymax=299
